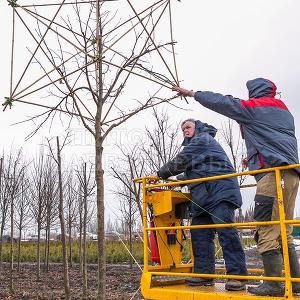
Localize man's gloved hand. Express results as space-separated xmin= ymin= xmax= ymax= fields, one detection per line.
xmin=172 ymin=86 xmax=195 ymax=97
xmin=167 ymin=176 xmax=178 ymax=181
xmin=175 ymin=174 xmax=188 ymax=189
xmin=176 ymin=174 xmax=187 ymax=181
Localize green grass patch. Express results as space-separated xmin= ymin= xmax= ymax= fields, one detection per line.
xmin=1 ymin=240 xmax=143 ymax=264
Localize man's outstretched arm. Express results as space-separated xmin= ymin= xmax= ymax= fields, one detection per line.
xmin=173 ymin=86 xmax=253 ymax=123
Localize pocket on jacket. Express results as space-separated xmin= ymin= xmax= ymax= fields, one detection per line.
xmin=253 ymin=194 xmax=274 ymax=221
xmin=190 ymin=183 xmax=208 ymax=196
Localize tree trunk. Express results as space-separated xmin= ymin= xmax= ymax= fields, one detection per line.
xmin=0 ymin=157 xmax=4 ymax=271
xmin=37 ymin=222 xmax=41 ymax=281
xmin=69 ymin=221 xmax=72 ymax=268
xmin=44 ymin=226 xmax=48 ymax=268
xmin=10 ymin=195 xmax=14 ymax=294
xmin=83 ymin=163 xmax=88 ymax=296
xmin=95 ymin=1 xmax=105 ymax=298
xmin=79 ymin=194 xmax=83 ymax=275
xmin=46 ymin=217 xmax=51 ymax=272
xmin=95 ymin=139 xmax=105 ymax=300
xmin=45 ymin=216 xmax=50 ymax=272
xmin=57 ymin=136 xmax=70 ymax=300
xmin=0 ymin=219 xmax=5 ymax=271
xmin=129 ymin=193 xmax=133 ymax=269
xmin=17 ymin=214 xmax=23 ymax=272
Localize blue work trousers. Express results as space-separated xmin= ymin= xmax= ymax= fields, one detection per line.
xmin=191 ymin=202 xmax=247 ymax=275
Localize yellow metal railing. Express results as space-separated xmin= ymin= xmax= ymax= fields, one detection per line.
xmin=135 ymin=163 xmax=300 ymax=298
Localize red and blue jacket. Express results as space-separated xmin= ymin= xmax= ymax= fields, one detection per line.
xmin=194 ymin=78 xmax=299 ymax=179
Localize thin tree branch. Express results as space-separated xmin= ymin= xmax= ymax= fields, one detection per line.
xmin=12 ymin=0 xmax=67 ymax=96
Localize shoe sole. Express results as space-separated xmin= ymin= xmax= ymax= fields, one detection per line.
xmin=248 ymin=293 xmax=284 ymax=296
xmin=225 ymin=286 xmax=246 ymax=291
xmin=187 ymin=282 xmax=215 ymax=287
xmin=247 ymin=288 xmax=283 ymax=296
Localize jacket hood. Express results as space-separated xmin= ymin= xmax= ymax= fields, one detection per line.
xmin=182 ymin=120 xmax=217 ymax=146
xmin=246 ymin=78 xmax=277 ymax=98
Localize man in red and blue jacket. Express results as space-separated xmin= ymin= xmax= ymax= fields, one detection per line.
xmin=173 ymin=78 xmax=300 ymax=296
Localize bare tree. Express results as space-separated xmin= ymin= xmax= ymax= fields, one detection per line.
xmin=118 ymin=186 xmax=140 ymax=268
xmin=30 ymin=152 xmax=47 ymax=281
xmin=2 ymin=149 xmax=25 ymax=293
xmin=76 ymin=162 xmax=95 ymax=297
xmin=110 ymin=109 xmax=180 ymax=270
xmin=219 ymin=118 xmax=255 ymax=243
xmin=65 ymin=172 xmax=78 ymax=269
xmin=77 ymin=190 xmax=84 ymax=275
xmin=0 ymin=152 xmax=21 ymax=274
xmin=111 ymin=109 xmax=180 ymax=220
xmin=15 ymin=171 xmax=32 ymax=272
xmin=6 ymin=2 xmax=181 ymax=298
xmin=142 ymin=109 xmax=181 ymax=173
xmin=46 ymin=136 xmax=71 ymax=299
xmin=43 ymin=158 xmax=59 ymax=271
xmin=0 ymin=156 xmax=8 ymax=271
xmin=219 ymin=118 xmax=247 ymax=185
xmin=111 ymin=146 xmax=145 ymax=221
xmin=244 ymin=206 xmax=255 ymax=222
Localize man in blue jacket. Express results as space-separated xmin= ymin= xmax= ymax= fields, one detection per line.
xmin=173 ymin=78 xmax=300 ymax=296
xmin=157 ymin=119 xmax=247 ymax=291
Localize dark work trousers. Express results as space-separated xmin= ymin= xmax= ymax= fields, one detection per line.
xmin=191 ymin=202 xmax=247 ymax=275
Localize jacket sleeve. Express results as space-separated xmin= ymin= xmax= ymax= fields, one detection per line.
xmin=176 ymin=173 xmax=187 ymax=181
xmin=194 ymin=91 xmax=253 ymax=123
xmin=157 ymin=155 xmax=188 ymax=180
xmin=157 ymin=134 xmax=208 ymax=180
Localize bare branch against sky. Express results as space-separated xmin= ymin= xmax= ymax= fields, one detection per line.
xmin=3 ymin=1 xmax=183 ymax=298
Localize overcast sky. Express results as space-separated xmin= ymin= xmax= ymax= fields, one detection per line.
xmin=1 ymin=0 xmax=300 ymax=216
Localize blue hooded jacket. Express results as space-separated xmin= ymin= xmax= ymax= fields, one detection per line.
xmin=194 ymin=78 xmax=299 ymax=179
xmin=157 ymin=120 xmax=242 ymax=216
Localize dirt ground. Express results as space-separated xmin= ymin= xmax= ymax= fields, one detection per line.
xmin=0 ymin=249 xmax=261 ymax=300
xmin=0 ymin=263 xmax=143 ymax=300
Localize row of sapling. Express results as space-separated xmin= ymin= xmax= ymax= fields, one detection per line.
xmin=0 ymin=149 xmax=25 ymax=294
xmin=0 ymin=145 xmax=96 ymax=298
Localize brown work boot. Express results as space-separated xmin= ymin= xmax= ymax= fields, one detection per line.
xmin=225 ymin=279 xmax=246 ymax=291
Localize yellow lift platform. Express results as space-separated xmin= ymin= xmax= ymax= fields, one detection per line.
xmin=134 ymin=164 xmax=300 ymax=300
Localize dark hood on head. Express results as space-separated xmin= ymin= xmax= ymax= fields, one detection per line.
xmin=246 ymin=78 xmax=277 ymax=98
xmin=182 ymin=120 xmax=217 ymax=146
